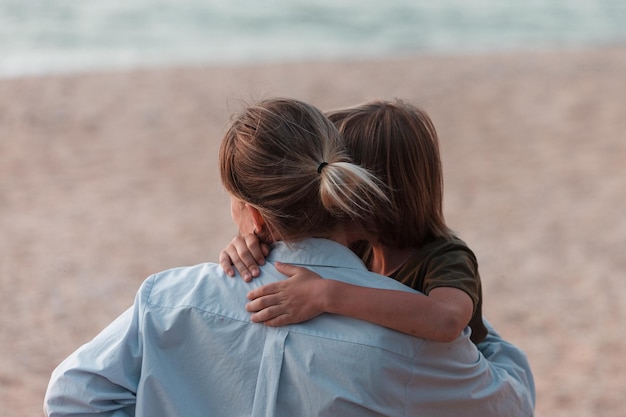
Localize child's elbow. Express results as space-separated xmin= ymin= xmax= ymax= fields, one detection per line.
xmin=435 ymin=329 xmax=462 ymax=343
xmin=435 ymin=315 xmax=467 ymax=343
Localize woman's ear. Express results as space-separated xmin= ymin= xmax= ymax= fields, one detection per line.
xmin=245 ymin=204 xmax=266 ymax=235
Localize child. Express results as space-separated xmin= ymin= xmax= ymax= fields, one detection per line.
xmin=222 ymin=99 xmax=487 ymax=343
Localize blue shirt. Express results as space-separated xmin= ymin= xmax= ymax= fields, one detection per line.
xmin=44 ymin=238 xmax=534 ymax=416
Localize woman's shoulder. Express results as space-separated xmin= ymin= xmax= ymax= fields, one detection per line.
xmin=141 ymin=262 xmax=232 ymax=306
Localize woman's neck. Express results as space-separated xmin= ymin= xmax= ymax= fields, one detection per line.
xmin=369 ymin=245 xmax=415 ymax=276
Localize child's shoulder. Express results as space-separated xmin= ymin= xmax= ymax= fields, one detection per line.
xmin=423 ymin=233 xmax=472 ymax=253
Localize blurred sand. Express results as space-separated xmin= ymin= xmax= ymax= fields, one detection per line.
xmin=1 ymin=46 xmax=625 ymax=417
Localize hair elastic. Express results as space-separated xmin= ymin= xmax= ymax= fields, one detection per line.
xmin=317 ymin=162 xmax=329 ymax=174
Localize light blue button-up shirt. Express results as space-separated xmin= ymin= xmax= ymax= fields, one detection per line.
xmin=44 ymin=238 xmax=534 ymax=417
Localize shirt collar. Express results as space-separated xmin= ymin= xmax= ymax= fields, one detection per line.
xmin=266 ymin=238 xmax=368 ymax=272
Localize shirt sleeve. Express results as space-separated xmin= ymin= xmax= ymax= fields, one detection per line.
xmin=422 ymin=244 xmax=480 ymax=313
xmin=478 ymin=319 xmax=537 ymax=408
xmin=43 ymin=276 xmax=154 ymax=417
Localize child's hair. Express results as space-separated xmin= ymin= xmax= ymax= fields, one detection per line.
xmin=327 ymin=99 xmax=450 ymax=248
xmin=219 ymin=97 xmax=395 ymax=243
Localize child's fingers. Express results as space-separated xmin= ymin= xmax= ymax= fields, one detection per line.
xmin=218 ymin=251 xmax=236 ymax=277
xmin=274 ymin=261 xmax=305 ymax=277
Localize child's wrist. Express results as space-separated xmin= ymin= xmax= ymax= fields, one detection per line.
xmin=319 ymin=279 xmax=337 ymax=314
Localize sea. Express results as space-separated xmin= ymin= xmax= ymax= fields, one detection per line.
xmin=1 ymin=0 xmax=625 ymax=78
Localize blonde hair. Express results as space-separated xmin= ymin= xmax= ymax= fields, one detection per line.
xmin=220 ymin=97 xmax=395 ymax=243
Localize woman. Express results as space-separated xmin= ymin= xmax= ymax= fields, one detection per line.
xmin=221 ymin=99 xmax=536 ymax=405
xmin=44 ymin=98 xmax=533 ymax=416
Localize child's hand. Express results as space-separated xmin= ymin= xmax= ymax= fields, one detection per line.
xmin=245 ymin=262 xmax=327 ymax=326
xmin=219 ymin=233 xmax=270 ymax=282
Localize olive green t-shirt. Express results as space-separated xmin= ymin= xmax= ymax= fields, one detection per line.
xmin=361 ymin=235 xmax=488 ymax=344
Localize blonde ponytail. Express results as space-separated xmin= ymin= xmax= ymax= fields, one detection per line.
xmin=220 ymin=97 xmax=395 ymax=242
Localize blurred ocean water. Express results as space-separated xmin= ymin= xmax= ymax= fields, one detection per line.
xmin=0 ymin=0 xmax=625 ymax=77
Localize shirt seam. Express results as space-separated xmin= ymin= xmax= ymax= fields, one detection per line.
xmin=143 ymin=300 xmax=423 ymax=360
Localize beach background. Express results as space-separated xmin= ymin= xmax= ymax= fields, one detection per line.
xmin=1 ymin=1 xmax=625 ymax=416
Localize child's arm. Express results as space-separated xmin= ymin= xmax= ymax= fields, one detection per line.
xmin=219 ymin=234 xmax=270 ymax=282
xmin=246 ymin=262 xmax=473 ymax=342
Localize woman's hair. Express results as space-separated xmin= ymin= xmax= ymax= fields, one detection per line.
xmin=220 ymin=97 xmax=395 ymax=243
xmin=327 ymin=99 xmax=450 ymax=248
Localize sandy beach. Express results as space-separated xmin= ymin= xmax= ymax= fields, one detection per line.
xmin=1 ymin=45 xmax=625 ymax=417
